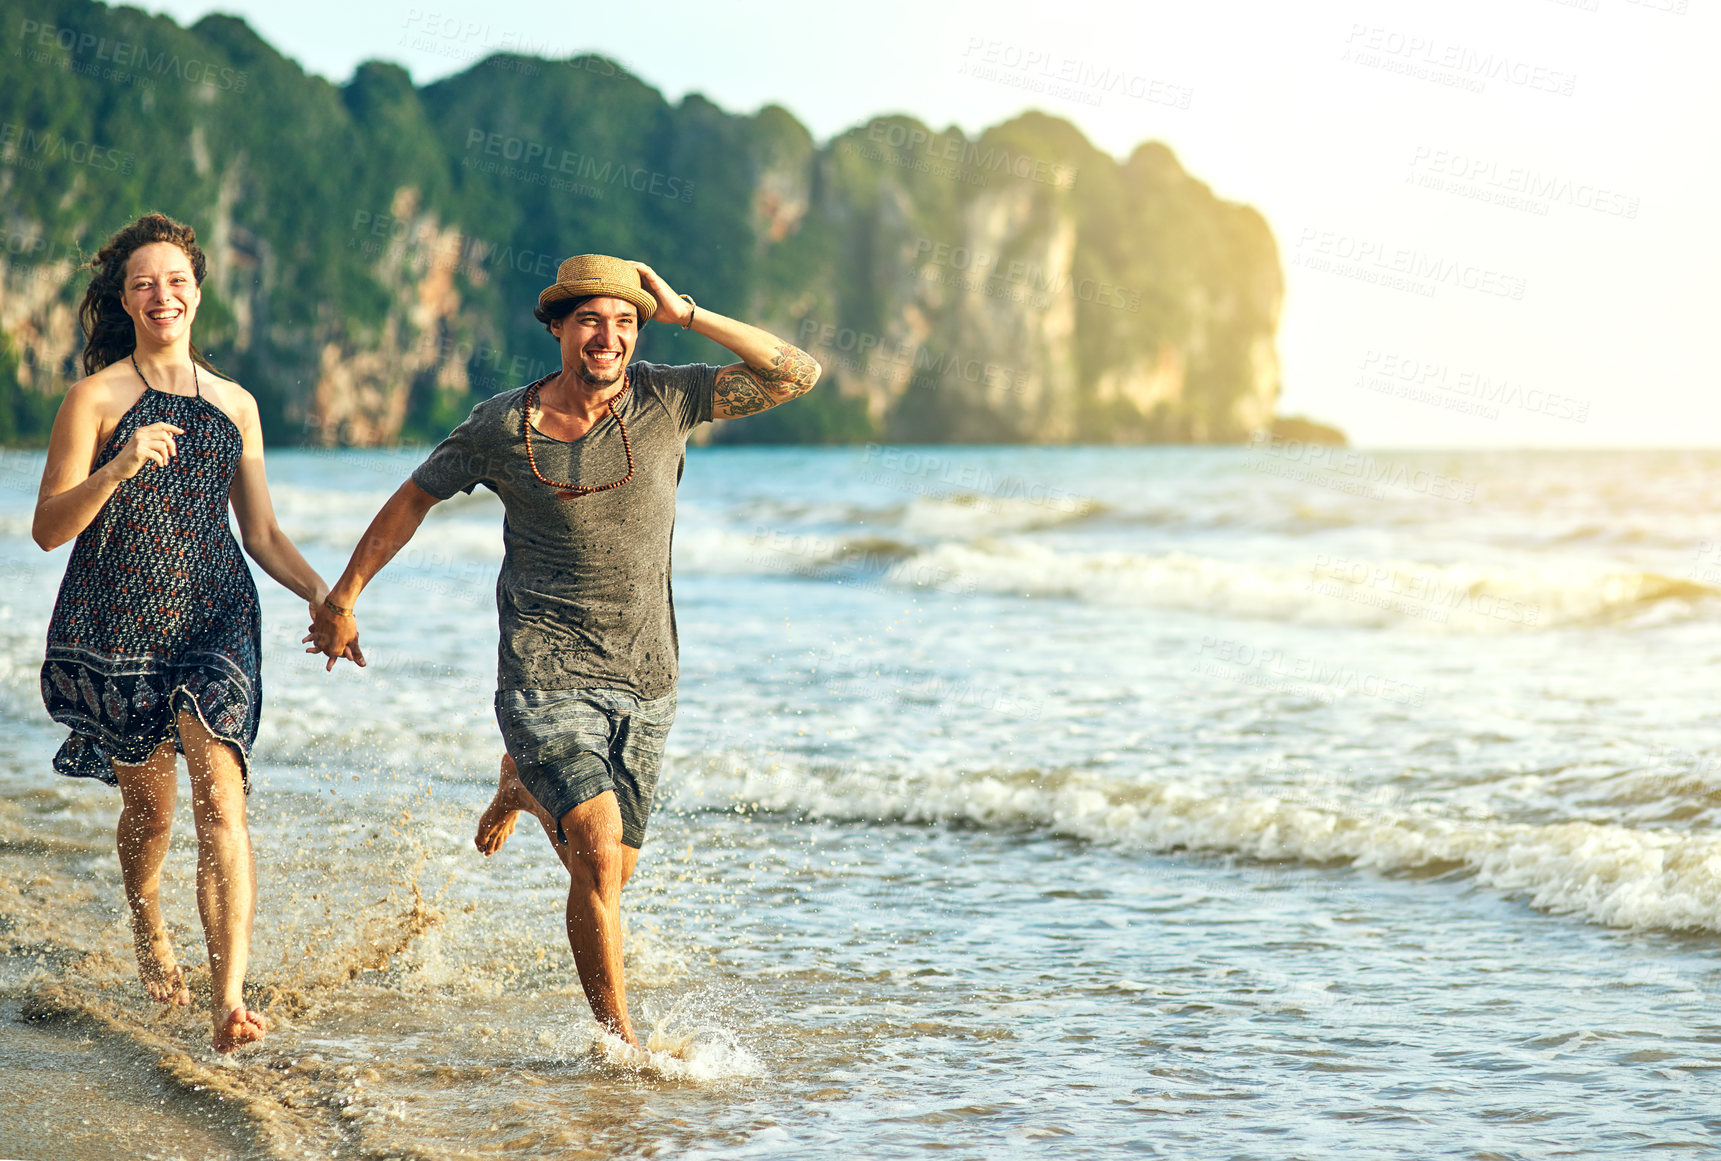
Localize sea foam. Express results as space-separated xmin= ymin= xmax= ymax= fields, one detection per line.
xmin=681 ymin=758 xmax=1721 ymax=934
xmin=888 ymin=541 xmax=1716 ymax=631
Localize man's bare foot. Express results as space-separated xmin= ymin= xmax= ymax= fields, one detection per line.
xmin=133 ymin=926 xmax=191 ymax=1006
xmin=474 ymin=757 xmax=533 ymax=856
xmin=212 ymin=1005 xmax=267 ymax=1053
xmin=593 ymin=1020 xmax=640 ymax=1051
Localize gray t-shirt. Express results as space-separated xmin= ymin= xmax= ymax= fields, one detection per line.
xmin=410 ymin=361 xmax=717 ymax=697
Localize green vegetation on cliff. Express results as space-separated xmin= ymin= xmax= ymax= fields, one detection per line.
xmin=0 ymin=0 xmax=1285 ymax=445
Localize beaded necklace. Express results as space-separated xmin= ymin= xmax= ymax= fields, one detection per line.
xmin=522 ymin=371 xmax=635 ymax=497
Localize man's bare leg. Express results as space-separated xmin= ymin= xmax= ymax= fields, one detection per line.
xmin=114 ymin=741 xmax=192 ymax=1007
xmin=555 ymin=792 xmax=641 ymax=1046
xmin=178 ymin=711 xmax=265 ymax=1053
xmin=474 ymin=757 xmax=641 ymax=1043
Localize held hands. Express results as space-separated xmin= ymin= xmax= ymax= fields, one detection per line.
xmin=630 ymin=262 xmax=693 ymax=328
xmin=111 ymin=422 xmax=185 ymax=480
xmin=302 ymin=599 xmax=366 ymax=672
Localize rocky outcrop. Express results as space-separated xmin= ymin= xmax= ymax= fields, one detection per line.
xmin=0 ymin=234 xmax=83 ymax=395
xmin=0 ymin=0 xmax=1284 ymax=446
xmin=301 ymin=190 xmax=470 ymax=445
xmin=764 ymin=120 xmax=1283 ymax=445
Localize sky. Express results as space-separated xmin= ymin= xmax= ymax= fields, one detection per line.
xmin=135 ymin=0 xmax=1721 ymax=447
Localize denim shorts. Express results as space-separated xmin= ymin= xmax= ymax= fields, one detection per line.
xmin=493 ymin=687 xmax=677 ymax=849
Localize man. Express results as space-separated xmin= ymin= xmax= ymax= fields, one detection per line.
xmin=306 ymin=255 xmax=819 ymax=1046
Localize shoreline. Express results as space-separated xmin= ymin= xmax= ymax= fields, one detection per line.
xmin=0 ymin=995 xmax=254 ymax=1161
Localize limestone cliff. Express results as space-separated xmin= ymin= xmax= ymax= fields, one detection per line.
xmin=0 ymin=0 xmax=1282 ymax=446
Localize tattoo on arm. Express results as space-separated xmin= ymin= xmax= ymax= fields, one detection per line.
xmin=714 ymin=344 xmax=822 ymax=419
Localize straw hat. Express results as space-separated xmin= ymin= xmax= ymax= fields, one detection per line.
xmin=536 ymin=254 xmax=657 ymax=319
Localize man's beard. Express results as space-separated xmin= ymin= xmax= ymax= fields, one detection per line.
xmin=577 ymin=352 xmax=626 ymax=386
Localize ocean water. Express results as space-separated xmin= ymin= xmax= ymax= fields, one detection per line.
xmin=1 ymin=443 xmax=1719 ymax=1159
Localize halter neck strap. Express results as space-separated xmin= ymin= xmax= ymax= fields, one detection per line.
xmin=130 ymin=353 xmax=201 ymax=399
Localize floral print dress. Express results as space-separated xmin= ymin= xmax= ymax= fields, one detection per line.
xmin=40 ymin=384 xmax=261 ymax=787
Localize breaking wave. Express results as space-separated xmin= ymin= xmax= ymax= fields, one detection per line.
xmin=682 ymin=758 xmax=1721 ymax=934
xmin=887 ymin=541 xmax=1719 ymax=630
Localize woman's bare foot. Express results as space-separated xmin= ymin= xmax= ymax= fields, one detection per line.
xmin=133 ymin=925 xmax=191 ymax=1006
xmin=474 ymin=757 xmax=534 ymax=856
xmin=212 ymin=1005 xmax=267 ymax=1053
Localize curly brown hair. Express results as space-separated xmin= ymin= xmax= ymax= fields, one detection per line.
xmin=533 ymin=294 xmax=591 ymax=335
xmin=78 ymin=212 xmax=221 ymax=376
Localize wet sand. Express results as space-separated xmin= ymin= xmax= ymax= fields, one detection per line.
xmin=0 ymin=777 xmax=774 ymax=1160
xmin=0 ymin=996 xmax=249 ymax=1160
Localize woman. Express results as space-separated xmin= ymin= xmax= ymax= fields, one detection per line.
xmin=32 ymin=212 xmax=350 ymax=1053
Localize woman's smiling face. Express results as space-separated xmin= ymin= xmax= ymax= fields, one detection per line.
xmin=121 ymin=241 xmax=201 ymax=347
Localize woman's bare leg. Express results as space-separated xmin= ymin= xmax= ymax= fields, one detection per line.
xmin=177 ymin=710 xmax=264 ymax=1052
xmin=113 ymin=740 xmax=190 ymax=1006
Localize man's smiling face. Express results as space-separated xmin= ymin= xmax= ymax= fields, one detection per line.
xmin=551 ymin=296 xmax=640 ymax=387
